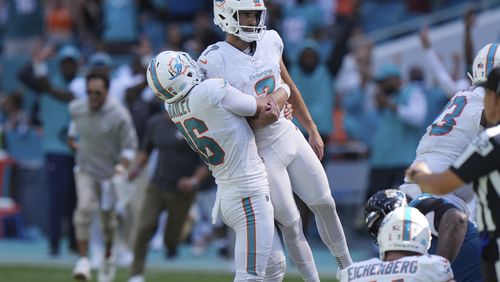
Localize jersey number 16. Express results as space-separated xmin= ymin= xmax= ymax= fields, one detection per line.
xmin=175 ymin=118 xmax=225 ymax=166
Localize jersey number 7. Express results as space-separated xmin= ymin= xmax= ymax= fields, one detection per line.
xmin=175 ymin=118 xmax=225 ymax=166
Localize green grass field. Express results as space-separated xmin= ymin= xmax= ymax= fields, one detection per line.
xmin=0 ymin=265 xmax=339 ymax=282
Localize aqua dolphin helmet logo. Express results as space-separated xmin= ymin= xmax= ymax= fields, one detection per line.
xmin=168 ymin=55 xmax=186 ymax=80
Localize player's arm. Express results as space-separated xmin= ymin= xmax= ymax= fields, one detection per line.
xmin=115 ymin=113 xmax=138 ymax=175
xmin=436 ymin=208 xmax=468 ymax=263
xmin=396 ymin=87 xmax=427 ymax=128
xmin=407 ymin=129 xmax=500 ymax=194
xmin=464 ymin=9 xmax=475 ymax=71
xmin=222 ymin=84 xmax=285 ymax=127
xmin=127 ymin=117 xmax=156 ymax=181
xmin=67 ymin=121 xmax=78 ymax=151
xmin=406 ymin=162 xmax=464 ymax=195
xmin=411 ymin=196 xmax=468 ymax=263
xmin=178 ymin=164 xmax=210 ymax=193
xmin=267 ymin=83 xmax=290 ymax=110
xmin=280 ymin=59 xmax=324 ymax=159
xmin=247 ymin=83 xmax=290 ymax=128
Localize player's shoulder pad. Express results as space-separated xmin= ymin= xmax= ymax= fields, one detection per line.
xmin=409 ymin=193 xmax=448 ymax=207
xmin=265 ymin=29 xmax=281 ymax=39
xmin=410 ymin=193 xmax=437 ymax=203
xmin=420 ymin=255 xmax=454 ymax=279
xmin=201 ymin=78 xmax=228 ymax=90
xmin=198 ymin=43 xmax=224 ymax=65
xmin=419 ymin=254 xmax=450 ymax=265
xmin=198 ymin=78 xmax=230 ymax=105
xmin=264 ymin=29 xmax=284 ymax=48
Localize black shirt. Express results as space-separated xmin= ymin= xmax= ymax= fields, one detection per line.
xmin=141 ymin=113 xmax=201 ymax=191
xmin=451 ymin=125 xmax=500 ymax=235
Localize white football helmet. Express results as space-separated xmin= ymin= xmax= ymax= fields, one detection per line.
xmin=470 ymin=42 xmax=500 ymax=85
xmin=377 ymin=207 xmax=431 ymax=260
xmin=146 ymin=51 xmax=202 ymax=104
xmin=213 ymin=0 xmax=267 ymax=42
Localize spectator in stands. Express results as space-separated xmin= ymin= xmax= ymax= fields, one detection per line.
xmin=127 ymin=111 xmax=208 ymax=282
xmin=69 ymin=70 xmax=137 ymax=282
xmin=184 ymin=11 xmax=224 ymax=58
xmin=72 ymin=0 xmax=102 ymax=52
xmin=17 ymin=44 xmax=82 ymax=257
xmin=419 ymin=27 xmax=470 ymax=98
xmin=281 ymin=0 xmax=327 ymax=59
xmin=45 ymin=0 xmax=74 ymax=45
xmin=407 ymin=65 xmax=448 ymax=131
xmin=289 ymin=16 xmax=356 ymax=233
xmin=364 ymin=63 xmax=427 ymax=201
xmin=338 ymin=30 xmax=377 ymax=146
xmin=163 ymin=23 xmax=185 ymax=52
xmin=124 ymin=54 xmax=159 ymax=142
xmin=2 ymin=0 xmax=44 ymax=57
xmin=163 ymin=0 xmax=208 ymax=23
xmin=1 ymin=92 xmax=29 ymax=136
xmin=101 ymin=0 xmax=139 ymax=54
xmin=70 ymin=51 xmax=136 ymax=104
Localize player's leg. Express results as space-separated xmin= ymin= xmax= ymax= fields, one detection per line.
xmin=97 ymin=179 xmax=118 ymax=282
xmin=164 ymin=190 xmax=196 ymax=258
xmin=260 ymin=144 xmax=319 ymax=282
xmin=448 ymin=221 xmax=483 ymax=282
xmin=72 ymin=169 xmax=99 ymax=280
xmin=480 ymin=235 xmax=499 ymax=282
xmin=286 ymin=130 xmax=352 ymax=269
xmin=220 ymin=194 xmax=275 ymax=281
xmin=264 ymin=227 xmax=286 ymax=282
xmin=46 ymin=154 xmax=65 ymax=255
xmin=129 ymin=183 xmax=165 ymax=277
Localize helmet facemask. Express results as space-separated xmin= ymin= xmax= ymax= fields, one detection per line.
xmin=232 ymin=9 xmax=267 ymax=42
xmin=214 ymin=0 xmax=267 ymax=43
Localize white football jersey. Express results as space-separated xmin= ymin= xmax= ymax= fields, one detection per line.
xmin=166 ymin=78 xmax=268 ymax=199
xmin=337 ymin=255 xmax=454 ymax=282
xmin=198 ymin=30 xmax=294 ymax=149
xmin=416 ymin=86 xmax=484 ymax=168
xmin=409 ymin=86 xmax=484 ymax=207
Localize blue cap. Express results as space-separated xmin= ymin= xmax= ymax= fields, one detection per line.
xmin=374 ymin=64 xmax=401 ymax=82
xmin=58 ymin=45 xmax=81 ymax=61
xmin=88 ymin=52 xmax=113 ymax=67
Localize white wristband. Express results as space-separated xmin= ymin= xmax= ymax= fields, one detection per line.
xmin=279 ymin=83 xmax=291 ymax=99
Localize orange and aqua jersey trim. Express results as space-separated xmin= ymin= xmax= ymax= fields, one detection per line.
xmin=242 ymin=197 xmax=257 ymax=276
xmin=403 ymin=207 xmax=412 ymax=241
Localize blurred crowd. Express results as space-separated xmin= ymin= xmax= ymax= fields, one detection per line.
xmin=0 ymin=0 xmax=487 ymax=275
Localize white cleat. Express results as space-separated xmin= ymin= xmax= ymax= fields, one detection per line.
xmin=98 ymin=257 xmax=116 ymax=282
xmin=128 ymin=274 xmax=145 ymax=282
xmin=73 ymin=257 xmax=92 ymax=281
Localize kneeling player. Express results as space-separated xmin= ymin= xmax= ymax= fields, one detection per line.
xmin=338 ymin=207 xmax=454 ymax=282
